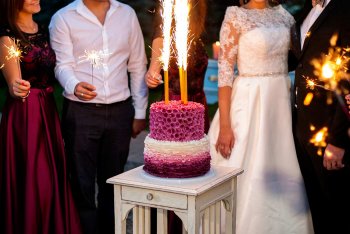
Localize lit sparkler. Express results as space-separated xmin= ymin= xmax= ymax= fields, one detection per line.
xmin=309 ymin=127 xmax=328 ymax=156
xmin=307 ymin=34 xmax=350 ymax=116
xmin=4 ymin=38 xmax=23 ymax=78
xmin=305 ymin=77 xmax=327 ymax=90
xmin=160 ymin=0 xmax=174 ymax=104
xmin=78 ymin=49 xmax=109 ymax=85
xmin=174 ymin=0 xmax=190 ymax=104
xmin=310 ymin=34 xmax=350 ymax=92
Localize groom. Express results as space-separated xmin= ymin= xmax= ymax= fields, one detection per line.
xmin=290 ymin=0 xmax=350 ymax=233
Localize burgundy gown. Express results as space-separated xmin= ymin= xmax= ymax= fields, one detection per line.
xmin=0 ymin=26 xmax=82 ymax=234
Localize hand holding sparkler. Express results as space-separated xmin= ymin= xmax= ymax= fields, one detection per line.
xmin=323 ymin=144 xmax=345 ymax=170
xmin=74 ymin=82 xmax=97 ymax=101
xmin=12 ymin=79 xmax=30 ymax=102
xmin=0 ymin=37 xmax=28 ymax=102
xmin=78 ymin=49 xmax=109 ymax=85
xmin=145 ymin=71 xmax=163 ymax=88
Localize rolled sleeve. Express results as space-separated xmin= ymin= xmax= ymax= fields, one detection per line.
xmin=128 ymin=11 xmax=148 ymax=119
xmin=49 ymin=13 xmax=80 ymax=95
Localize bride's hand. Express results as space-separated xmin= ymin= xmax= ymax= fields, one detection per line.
xmin=216 ymin=127 xmax=235 ymax=159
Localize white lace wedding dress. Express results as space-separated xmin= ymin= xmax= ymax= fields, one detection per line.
xmin=208 ymin=5 xmax=314 ymax=234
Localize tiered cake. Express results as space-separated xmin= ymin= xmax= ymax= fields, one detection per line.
xmin=143 ymin=100 xmax=211 ymax=178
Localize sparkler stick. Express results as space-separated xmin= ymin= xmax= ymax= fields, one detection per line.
xmin=160 ymin=0 xmax=174 ymax=104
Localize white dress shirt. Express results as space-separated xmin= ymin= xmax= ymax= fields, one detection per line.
xmin=300 ymin=0 xmax=331 ymax=49
xmin=49 ymin=0 xmax=148 ymax=119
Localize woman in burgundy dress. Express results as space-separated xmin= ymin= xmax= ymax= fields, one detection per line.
xmin=146 ymin=0 xmax=209 ymax=133
xmin=146 ymin=1 xmax=208 ymax=233
xmin=0 ymin=0 xmax=81 ymax=233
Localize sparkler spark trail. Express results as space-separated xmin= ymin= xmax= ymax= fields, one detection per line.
xmin=160 ymin=0 xmax=174 ymax=104
xmin=4 ymin=38 xmax=23 ymax=61
xmin=310 ymin=127 xmax=328 ymax=156
xmin=310 ymin=34 xmax=350 ymax=91
xmin=78 ymin=49 xmax=109 ymax=85
xmin=174 ymin=0 xmax=190 ymax=104
xmin=305 ymin=77 xmax=327 ymax=90
xmin=160 ymin=0 xmax=174 ymax=71
xmin=3 ymin=38 xmax=23 ymax=83
xmin=307 ymin=34 xmax=350 ymax=119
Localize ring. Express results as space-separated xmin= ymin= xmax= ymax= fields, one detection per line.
xmin=81 ymin=92 xmax=84 ymax=97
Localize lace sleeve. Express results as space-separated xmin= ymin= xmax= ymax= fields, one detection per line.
xmin=218 ymin=7 xmax=240 ymax=87
xmin=279 ymin=5 xmax=295 ymax=27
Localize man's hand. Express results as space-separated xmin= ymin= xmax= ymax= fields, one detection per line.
xmin=132 ymin=119 xmax=146 ymax=138
xmin=323 ymin=143 xmax=345 ymax=170
xmin=74 ymin=82 xmax=97 ymax=101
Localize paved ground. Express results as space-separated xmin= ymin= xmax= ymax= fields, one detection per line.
xmin=124 ymin=130 xmax=149 ymax=234
xmin=124 ymin=130 xmax=148 ymax=171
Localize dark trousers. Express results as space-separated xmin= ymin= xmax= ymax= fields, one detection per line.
xmin=62 ymin=98 xmax=134 ymax=234
xmin=294 ymin=133 xmax=350 ymax=234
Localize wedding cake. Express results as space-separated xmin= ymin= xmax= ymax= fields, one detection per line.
xmin=143 ymin=100 xmax=211 ymax=178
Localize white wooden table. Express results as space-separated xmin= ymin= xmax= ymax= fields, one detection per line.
xmin=107 ymin=165 xmax=243 ymax=234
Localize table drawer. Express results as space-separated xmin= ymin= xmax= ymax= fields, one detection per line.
xmin=122 ymin=186 xmax=187 ymax=209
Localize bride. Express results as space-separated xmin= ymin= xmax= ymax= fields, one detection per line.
xmin=208 ymin=0 xmax=314 ymax=233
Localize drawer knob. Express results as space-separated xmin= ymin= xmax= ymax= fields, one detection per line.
xmin=146 ymin=193 xmax=153 ymax=201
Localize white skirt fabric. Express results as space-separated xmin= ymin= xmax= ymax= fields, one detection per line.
xmin=208 ymin=75 xmax=314 ymax=234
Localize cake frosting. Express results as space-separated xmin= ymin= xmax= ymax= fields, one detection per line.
xmin=143 ymin=100 xmax=211 ymax=178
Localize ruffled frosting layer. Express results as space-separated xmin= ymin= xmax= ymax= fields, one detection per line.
xmin=144 ymin=152 xmax=211 ymax=178
xmin=149 ymin=101 xmax=205 ymax=142
xmin=144 ymin=135 xmax=209 ymax=156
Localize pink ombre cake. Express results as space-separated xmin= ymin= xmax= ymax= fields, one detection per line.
xmin=143 ymin=100 xmax=211 ymax=178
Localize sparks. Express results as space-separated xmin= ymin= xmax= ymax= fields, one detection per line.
xmin=310 ymin=35 xmax=350 ymax=91
xmin=160 ymin=0 xmax=174 ymax=71
xmin=174 ymin=0 xmax=190 ymax=103
xmin=310 ymin=127 xmax=328 ymax=156
xmin=78 ymin=49 xmax=109 ymax=68
xmin=78 ymin=49 xmax=109 ymax=85
xmin=4 ymin=38 xmax=23 ymax=61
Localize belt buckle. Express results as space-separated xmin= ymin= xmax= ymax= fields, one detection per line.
xmin=95 ymin=103 xmax=102 ymax=107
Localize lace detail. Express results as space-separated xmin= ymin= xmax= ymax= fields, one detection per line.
xmin=218 ymin=5 xmax=295 ymax=87
xmin=0 ymin=26 xmax=56 ymax=88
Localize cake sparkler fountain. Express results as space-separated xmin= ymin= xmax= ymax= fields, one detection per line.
xmin=143 ymin=0 xmax=211 ymax=178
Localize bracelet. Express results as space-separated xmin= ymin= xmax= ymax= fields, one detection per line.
xmin=22 ymin=90 xmax=30 ymax=99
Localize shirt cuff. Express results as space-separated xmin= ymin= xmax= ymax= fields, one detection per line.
xmin=134 ymin=108 xmax=146 ymax=119
xmin=65 ymin=78 xmax=80 ymax=95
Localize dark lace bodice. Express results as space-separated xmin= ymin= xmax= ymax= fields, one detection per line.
xmin=0 ymin=26 xmax=56 ymax=88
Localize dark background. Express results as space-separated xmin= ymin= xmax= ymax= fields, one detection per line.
xmin=0 ymin=0 xmax=305 ymax=113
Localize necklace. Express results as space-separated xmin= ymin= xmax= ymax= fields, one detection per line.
xmin=17 ymin=22 xmax=37 ymax=33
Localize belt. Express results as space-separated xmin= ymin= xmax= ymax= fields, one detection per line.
xmin=65 ymin=96 xmax=131 ymax=107
xmin=239 ymin=71 xmax=288 ymax=77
